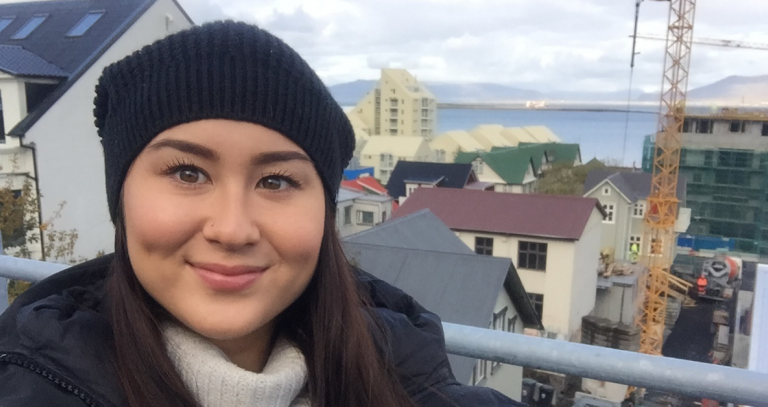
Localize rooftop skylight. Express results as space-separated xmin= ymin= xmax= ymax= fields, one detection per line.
xmin=0 ymin=17 xmax=14 ymax=34
xmin=11 ymin=14 xmax=47 ymax=40
xmin=67 ymin=11 xmax=104 ymax=37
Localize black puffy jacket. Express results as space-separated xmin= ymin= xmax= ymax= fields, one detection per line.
xmin=0 ymin=254 xmax=522 ymax=406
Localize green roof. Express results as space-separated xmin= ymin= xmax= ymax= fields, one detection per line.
xmin=517 ymin=142 xmax=581 ymax=164
xmin=457 ymin=143 xmax=582 ymax=185
xmin=455 ymin=146 xmax=541 ymax=184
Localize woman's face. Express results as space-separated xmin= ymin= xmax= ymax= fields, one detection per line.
xmin=123 ymin=119 xmax=325 ymax=350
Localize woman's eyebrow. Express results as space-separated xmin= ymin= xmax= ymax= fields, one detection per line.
xmin=147 ymin=139 xmax=312 ymax=166
xmin=252 ymin=151 xmax=312 ymax=167
xmin=148 ymin=139 xmax=218 ymax=161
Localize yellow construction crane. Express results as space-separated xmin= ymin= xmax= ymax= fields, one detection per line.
xmin=631 ymin=34 xmax=768 ymax=51
xmin=639 ymin=0 xmax=696 ymax=356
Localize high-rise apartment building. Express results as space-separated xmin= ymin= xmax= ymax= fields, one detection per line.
xmin=349 ymin=68 xmax=437 ymax=140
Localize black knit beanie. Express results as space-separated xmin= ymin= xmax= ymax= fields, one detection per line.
xmin=94 ymin=20 xmax=354 ymax=222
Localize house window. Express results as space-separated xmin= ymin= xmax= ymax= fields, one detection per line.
xmin=491 ymin=307 xmax=507 ymax=372
xmin=380 ymin=153 xmax=394 ymax=169
xmin=472 ymin=359 xmax=488 ymax=385
xmin=381 ymin=211 xmax=387 ymax=223
xmin=518 ymin=241 xmax=547 ymax=271
xmin=528 ymin=293 xmax=544 ymax=319
xmin=421 ymin=119 xmax=428 ymax=127
xmin=629 ymin=235 xmax=642 ymax=254
xmin=633 ymin=202 xmax=645 ymax=218
xmin=697 ymin=119 xmax=713 ymax=134
xmin=343 ymin=206 xmax=352 ymax=226
xmin=422 ymin=98 xmax=429 ymax=107
xmin=357 ymin=210 xmax=374 ymax=225
xmin=602 ymin=204 xmax=615 ymax=223
xmin=11 ymin=14 xmax=47 ymax=39
xmin=762 ymin=123 xmax=768 ymax=137
xmin=602 ymin=187 xmax=611 ymax=196
xmin=406 ymin=185 xmax=418 ymax=197
xmin=492 ymin=307 xmax=507 ymax=331
xmin=730 ymin=120 xmax=746 ymax=133
xmin=508 ymin=315 xmax=518 ymax=333
xmin=472 ymin=159 xmax=484 ymax=175
xmin=66 ymin=11 xmax=104 ymax=37
xmin=0 ymin=17 xmax=14 ymax=34
xmin=475 ymin=237 xmax=493 ymax=256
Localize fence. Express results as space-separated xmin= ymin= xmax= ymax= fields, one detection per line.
xmin=1 ymin=255 xmax=767 ymax=405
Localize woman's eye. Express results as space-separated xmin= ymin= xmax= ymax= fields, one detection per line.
xmin=259 ymin=176 xmax=290 ymax=191
xmin=175 ymin=168 xmax=208 ymax=184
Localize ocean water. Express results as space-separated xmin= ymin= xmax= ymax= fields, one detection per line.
xmin=437 ymin=108 xmax=659 ymax=166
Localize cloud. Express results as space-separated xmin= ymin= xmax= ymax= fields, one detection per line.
xmin=180 ymin=0 xmax=768 ymax=92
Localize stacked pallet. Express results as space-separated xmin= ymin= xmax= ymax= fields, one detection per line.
xmin=581 ymin=316 xmax=640 ymax=352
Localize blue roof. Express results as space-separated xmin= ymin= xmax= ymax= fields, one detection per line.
xmin=386 ymin=162 xmax=474 ymax=200
xmin=0 ymin=0 xmax=193 ymax=135
xmin=0 ymin=44 xmax=67 ymax=77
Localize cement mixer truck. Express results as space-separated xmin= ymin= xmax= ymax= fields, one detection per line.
xmin=696 ymin=254 xmax=741 ymax=301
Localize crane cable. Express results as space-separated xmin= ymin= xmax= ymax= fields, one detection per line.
xmin=622 ymin=0 xmax=643 ymax=167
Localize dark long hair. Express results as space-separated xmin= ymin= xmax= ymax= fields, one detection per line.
xmin=107 ymin=199 xmax=416 ymax=407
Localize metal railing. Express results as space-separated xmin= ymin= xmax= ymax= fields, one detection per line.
xmin=1 ymin=255 xmax=767 ymax=405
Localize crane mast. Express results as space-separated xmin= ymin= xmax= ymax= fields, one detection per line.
xmin=639 ymin=0 xmax=696 ymax=356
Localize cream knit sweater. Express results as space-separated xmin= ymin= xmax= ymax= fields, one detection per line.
xmin=162 ymin=323 xmax=310 ymax=407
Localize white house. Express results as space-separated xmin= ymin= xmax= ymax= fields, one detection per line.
xmin=393 ymin=188 xmax=606 ymax=341
xmin=358 ymin=136 xmax=433 ymax=184
xmin=336 ymin=188 xmax=394 ymax=237
xmin=583 ymin=170 xmax=690 ymax=262
xmin=0 ymin=0 xmax=193 ymax=261
xmin=344 ymin=209 xmax=542 ymax=401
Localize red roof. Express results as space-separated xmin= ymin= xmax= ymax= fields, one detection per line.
xmin=392 ymin=188 xmax=605 ymax=240
xmin=341 ymin=176 xmax=388 ymax=195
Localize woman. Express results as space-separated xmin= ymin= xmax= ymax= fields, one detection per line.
xmin=0 ymin=21 xmax=520 ymax=407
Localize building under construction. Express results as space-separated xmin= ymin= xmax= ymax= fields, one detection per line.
xmin=643 ymin=108 xmax=768 ymax=257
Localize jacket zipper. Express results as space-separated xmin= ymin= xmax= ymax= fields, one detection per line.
xmin=0 ymin=352 xmax=101 ymax=407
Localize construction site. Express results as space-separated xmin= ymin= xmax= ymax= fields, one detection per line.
xmin=518 ymin=1 xmax=767 ymax=406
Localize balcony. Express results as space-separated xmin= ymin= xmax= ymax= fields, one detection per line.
xmin=0 ymin=255 xmax=767 ymax=405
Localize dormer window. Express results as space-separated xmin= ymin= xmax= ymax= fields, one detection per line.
xmin=11 ymin=14 xmax=47 ymax=40
xmin=67 ymin=11 xmax=104 ymax=37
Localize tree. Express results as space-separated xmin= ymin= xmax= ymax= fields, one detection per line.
xmin=536 ymin=159 xmax=608 ymax=196
xmin=0 ymin=154 xmax=81 ymax=303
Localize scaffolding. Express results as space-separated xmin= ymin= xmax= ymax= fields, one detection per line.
xmin=643 ymin=133 xmax=768 ymax=255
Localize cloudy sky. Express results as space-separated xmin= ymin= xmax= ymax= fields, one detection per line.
xmin=176 ymin=0 xmax=768 ymax=93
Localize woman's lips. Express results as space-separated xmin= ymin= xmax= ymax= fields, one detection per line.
xmin=190 ymin=262 xmax=267 ymax=292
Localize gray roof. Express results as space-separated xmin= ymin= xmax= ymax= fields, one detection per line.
xmin=583 ymin=170 xmax=686 ymax=203
xmin=337 ymin=188 xmax=364 ymax=203
xmin=343 ymin=241 xmax=507 ymax=384
xmin=346 ymin=209 xmax=473 ymax=254
xmin=343 ymin=209 xmax=542 ymax=384
xmin=0 ymin=0 xmax=193 ymax=136
xmin=353 ymin=194 xmax=392 ymax=203
xmin=0 ymin=45 xmax=67 ymax=77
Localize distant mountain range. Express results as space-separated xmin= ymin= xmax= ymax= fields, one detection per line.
xmin=329 ymin=75 xmax=768 ymax=106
